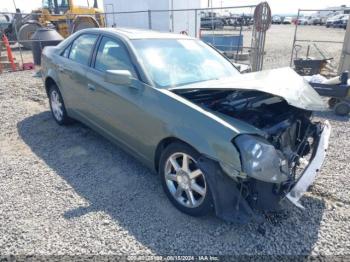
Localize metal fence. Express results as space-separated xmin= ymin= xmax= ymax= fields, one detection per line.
xmin=290 ymin=8 xmax=350 ymax=75
xmin=0 ymin=4 xmax=258 ymax=73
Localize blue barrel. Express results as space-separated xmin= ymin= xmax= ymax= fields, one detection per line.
xmin=201 ymin=34 xmax=243 ymax=52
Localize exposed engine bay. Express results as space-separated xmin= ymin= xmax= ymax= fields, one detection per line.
xmin=173 ymin=88 xmax=321 ymax=181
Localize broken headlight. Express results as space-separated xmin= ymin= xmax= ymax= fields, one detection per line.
xmin=234 ymin=135 xmax=289 ymax=183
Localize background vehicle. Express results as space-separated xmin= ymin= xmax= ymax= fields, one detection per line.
xmin=282 ymin=16 xmax=292 ymax=24
xmin=200 ymin=17 xmax=224 ymax=30
xmin=308 ymin=16 xmax=323 ymax=25
xmin=272 ymin=15 xmax=282 ymax=24
xmin=325 ymin=14 xmax=345 ymax=28
xmin=5 ymin=0 xmax=105 ymax=49
xmin=332 ymin=14 xmax=348 ymax=28
xmin=297 ymin=17 xmax=309 ymax=25
xmin=41 ymin=28 xmax=330 ymax=223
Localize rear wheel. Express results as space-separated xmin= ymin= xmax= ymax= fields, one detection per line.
xmin=159 ymin=142 xmax=213 ymax=216
xmin=48 ymin=84 xmax=72 ymax=125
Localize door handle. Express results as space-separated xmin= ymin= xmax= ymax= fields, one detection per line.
xmin=58 ymin=66 xmax=64 ymax=72
xmin=87 ymin=83 xmax=96 ymax=91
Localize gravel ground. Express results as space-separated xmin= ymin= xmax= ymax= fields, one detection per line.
xmin=0 ymin=70 xmax=349 ymax=257
xmin=0 ymin=25 xmax=349 ymax=257
xmin=263 ymin=25 xmax=346 ymax=70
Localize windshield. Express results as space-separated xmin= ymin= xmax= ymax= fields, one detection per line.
xmin=131 ymin=39 xmax=239 ymax=88
xmin=42 ymin=0 xmax=69 ymax=12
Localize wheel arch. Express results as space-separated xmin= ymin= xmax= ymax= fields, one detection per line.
xmin=154 ymin=137 xmax=200 ymax=172
xmin=44 ymin=76 xmax=57 ymax=97
xmin=153 ymin=121 xmax=242 ymax=173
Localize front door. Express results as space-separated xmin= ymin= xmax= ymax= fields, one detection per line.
xmin=85 ymin=36 xmax=149 ymax=158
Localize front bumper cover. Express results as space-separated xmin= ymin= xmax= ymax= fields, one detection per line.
xmin=285 ymin=120 xmax=331 ymax=208
xmin=198 ymin=121 xmax=331 ymax=224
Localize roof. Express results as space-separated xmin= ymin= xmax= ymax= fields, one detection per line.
xmin=89 ymin=27 xmax=194 ymax=40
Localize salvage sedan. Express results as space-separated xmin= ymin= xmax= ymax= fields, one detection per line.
xmin=41 ymin=28 xmax=331 ymax=223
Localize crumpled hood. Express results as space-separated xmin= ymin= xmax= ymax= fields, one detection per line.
xmin=170 ymin=67 xmax=326 ymax=111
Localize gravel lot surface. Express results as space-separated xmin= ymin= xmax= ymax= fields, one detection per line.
xmin=1 ymin=25 xmax=349 ymax=257
xmin=263 ymin=25 xmax=346 ymax=69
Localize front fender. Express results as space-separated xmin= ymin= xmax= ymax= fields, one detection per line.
xmin=169 ymin=125 xmax=242 ymax=172
xmin=154 ymin=89 xmax=244 ymax=173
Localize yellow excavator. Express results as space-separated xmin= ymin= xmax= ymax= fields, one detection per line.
xmin=5 ymin=0 xmax=105 ymax=49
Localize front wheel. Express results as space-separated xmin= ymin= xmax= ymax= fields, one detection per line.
xmin=48 ymin=85 xmax=72 ymax=125
xmin=159 ymin=142 xmax=213 ymax=217
xmin=334 ymin=101 xmax=350 ymax=116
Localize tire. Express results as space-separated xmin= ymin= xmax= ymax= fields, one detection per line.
xmin=328 ymin=98 xmax=338 ymax=108
xmin=18 ymin=23 xmax=41 ymax=50
xmin=334 ymin=102 xmax=350 ymax=116
xmin=48 ymin=84 xmax=72 ymax=125
xmin=159 ymin=142 xmax=214 ymax=217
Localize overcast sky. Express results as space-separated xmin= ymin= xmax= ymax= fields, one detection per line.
xmin=1 ymin=0 xmax=349 ymax=15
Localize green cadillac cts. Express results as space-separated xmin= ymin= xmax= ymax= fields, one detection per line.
xmin=42 ymin=28 xmax=331 ymax=223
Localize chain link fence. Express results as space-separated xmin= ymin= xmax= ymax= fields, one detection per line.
xmin=0 ymin=5 xmax=259 ymax=73
xmin=289 ymin=8 xmax=349 ymax=76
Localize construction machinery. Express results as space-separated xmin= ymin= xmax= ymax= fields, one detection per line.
xmin=5 ymin=0 xmax=105 ymax=49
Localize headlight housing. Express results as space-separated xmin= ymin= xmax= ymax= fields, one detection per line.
xmin=234 ymin=135 xmax=289 ymax=183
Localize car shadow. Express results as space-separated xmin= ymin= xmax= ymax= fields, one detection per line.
xmin=17 ymin=111 xmax=326 ymax=255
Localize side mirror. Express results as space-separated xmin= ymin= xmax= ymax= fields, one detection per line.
xmin=233 ymin=62 xmax=251 ymax=73
xmin=104 ymin=70 xmax=132 ymax=86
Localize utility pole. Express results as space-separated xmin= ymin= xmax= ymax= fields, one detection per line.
xmin=12 ymin=0 xmax=18 ymax=11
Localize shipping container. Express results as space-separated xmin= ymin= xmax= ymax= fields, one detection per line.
xmin=103 ymin=0 xmax=201 ymax=37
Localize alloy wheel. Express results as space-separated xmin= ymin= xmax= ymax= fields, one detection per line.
xmin=50 ymin=90 xmax=63 ymax=121
xmin=164 ymin=152 xmax=207 ymax=208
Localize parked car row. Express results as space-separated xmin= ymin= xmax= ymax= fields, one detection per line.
xmin=325 ymin=14 xmax=349 ymax=29
xmin=200 ymin=17 xmax=224 ymax=30
xmin=272 ymin=14 xmax=349 ymax=29
xmin=200 ymin=14 xmax=253 ymax=30
xmin=201 ymin=12 xmax=348 ymax=30
xmin=272 ymin=16 xmax=294 ymax=24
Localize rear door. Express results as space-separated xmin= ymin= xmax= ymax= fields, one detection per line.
xmin=56 ymin=33 xmax=99 ymax=117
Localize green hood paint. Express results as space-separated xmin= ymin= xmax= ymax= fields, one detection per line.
xmin=170 ymin=67 xmax=326 ymax=111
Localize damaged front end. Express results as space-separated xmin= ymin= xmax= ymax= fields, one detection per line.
xmin=173 ymin=86 xmax=331 ymax=223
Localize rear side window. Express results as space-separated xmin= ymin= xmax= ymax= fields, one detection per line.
xmin=94 ymin=36 xmax=136 ymax=76
xmin=69 ymin=34 xmax=98 ymax=65
xmin=62 ymin=44 xmax=71 ymax=58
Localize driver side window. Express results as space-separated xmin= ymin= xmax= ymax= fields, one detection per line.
xmin=94 ymin=36 xmax=136 ymax=76
xmin=69 ymin=34 xmax=98 ymax=65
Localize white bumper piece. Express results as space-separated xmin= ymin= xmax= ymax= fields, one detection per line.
xmin=286 ymin=120 xmax=331 ymax=209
